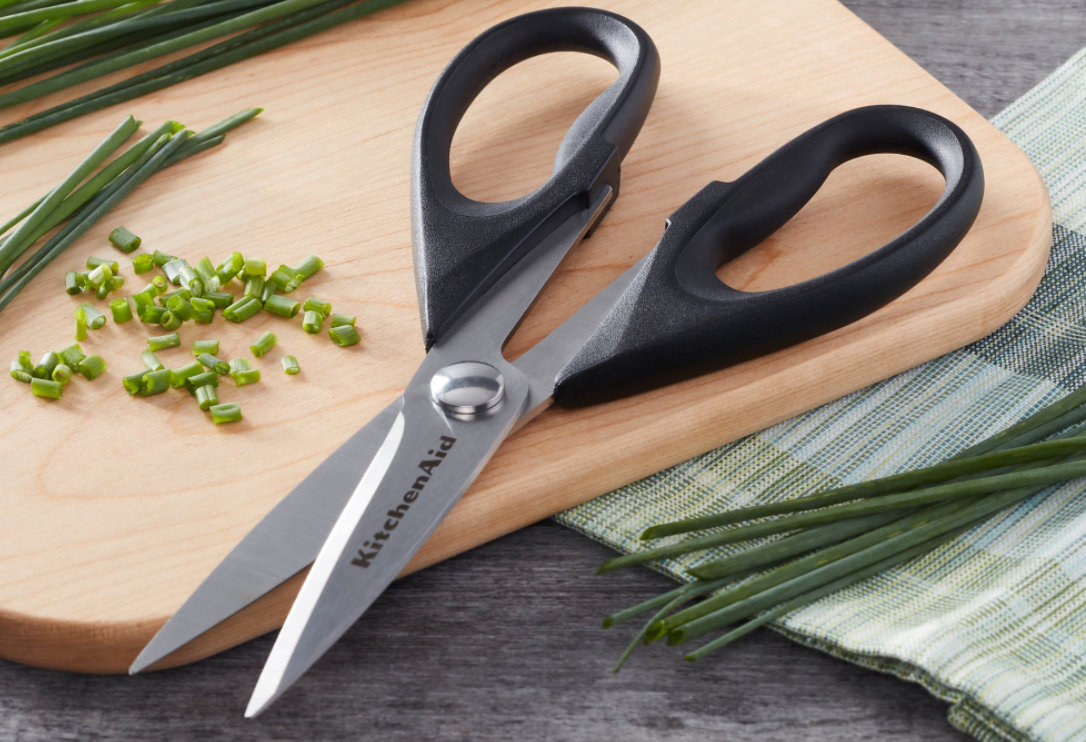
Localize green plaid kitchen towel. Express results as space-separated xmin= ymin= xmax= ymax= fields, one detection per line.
xmin=557 ymin=50 xmax=1086 ymax=742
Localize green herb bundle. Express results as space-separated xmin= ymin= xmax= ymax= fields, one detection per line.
xmin=0 ymin=0 xmax=410 ymax=145
xmin=599 ymin=384 xmax=1086 ymax=668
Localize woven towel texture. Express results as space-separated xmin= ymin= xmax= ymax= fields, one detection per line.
xmin=557 ymin=49 xmax=1086 ymax=742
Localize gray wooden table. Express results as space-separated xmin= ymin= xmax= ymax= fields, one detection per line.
xmin=2 ymin=2 xmax=1082 ymax=740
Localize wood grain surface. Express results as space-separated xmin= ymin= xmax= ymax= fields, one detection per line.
xmin=0 ymin=0 xmax=1051 ymax=674
xmin=0 ymin=1 xmax=1077 ymax=740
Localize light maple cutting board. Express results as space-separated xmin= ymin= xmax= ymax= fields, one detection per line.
xmin=0 ymin=0 xmax=1050 ymax=673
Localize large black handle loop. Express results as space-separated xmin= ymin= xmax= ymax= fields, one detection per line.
xmin=555 ymin=105 xmax=985 ymax=405
xmin=411 ymin=6 xmax=660 ymax=347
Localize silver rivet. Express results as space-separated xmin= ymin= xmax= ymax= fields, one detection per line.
xmin=430 ymin=361 xmax=505 ymax=416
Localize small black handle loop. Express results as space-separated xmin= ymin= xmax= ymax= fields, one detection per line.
xmin=411 ymin=6 xmax=660 ymax=347
xmin=554 ymin=105 xmax=985 ymax=406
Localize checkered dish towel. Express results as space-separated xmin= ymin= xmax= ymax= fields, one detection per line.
xmin=557 ymin=50 xmax=1086 ymax=742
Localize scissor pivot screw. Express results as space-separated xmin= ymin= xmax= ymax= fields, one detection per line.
xmin=430 ymin=361 xmax=505 ymax=416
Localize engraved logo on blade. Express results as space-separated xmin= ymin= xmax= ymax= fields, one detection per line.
xmin=350 ymin=435 xmax=457 ymax=568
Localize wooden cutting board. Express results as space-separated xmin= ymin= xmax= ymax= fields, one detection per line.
xmin=0 ymin=0 xmax=1050 ymax=674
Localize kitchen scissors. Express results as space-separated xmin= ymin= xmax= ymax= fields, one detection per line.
xmin=129 ymin=6 xmax=984 ymax=715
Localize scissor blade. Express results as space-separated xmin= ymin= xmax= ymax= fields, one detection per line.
xmin=245 ymin=369 xmax=527 ymax=717
xmin=129 ymin=398 xmax=405 ymax=674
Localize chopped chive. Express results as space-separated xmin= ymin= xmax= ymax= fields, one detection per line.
xmin=86 ymin=256 xmax=120 ymax=273
xmin=276 ymin=265 xmax=304 ymax=292
xmin=132 ymin=290 xmax=154 ymax=317
xmin=78 ymin=353 xmax=106 ymax=380
xmin=260 ymin=282 xmax=276 ymax=303
xmin=223 ymin=295 xmax=262 ymax=322
xmin=108 ymin=225 xmax=141 ymax=253
xmin=122 ymin=371 xmax=144 ymax=395
xmin=151 ymin=274 xmax=168 ymax=291
xmin=152 ymin=250 xmax=175 ymax=267
xmin=158 ymin=287 xmax=192 ymax=306
xmin=146 ymin=332 xmax=179 ymax=351
xmin=142 ymin=282 xmax=162 ymax=297
xmin=185 ymin=370 xmax=218 ymax=393
xmin=192 ymin=339 xmax=219 ymax=356
xmin=169 ymin=360 xmax=203 ymax=388
xmin=193 ymin=256 xmax=216 ymax=284
xmin=163 ymin=258 xmax=187 ymax=285
xmin=158 ymin=309 xmax=182 ymax=331
xmin=10 ymin=359 xmax=32 ymax=382
xmin=85 ymin=261 xmax=113 ymax=289
xmin=64 ymin=270 xmax=82 ymax=294
xmin=265 ymin=294 xmax=300 ymax=318
xmin=75 ymin=305 xmax=87 ymax=339
xmin=215 ymin=251 xmax=244 ymax=284
xmin=268 ymin=268 xmax=294 ymax=292
xmin=210 ymin=401 xmax=242 ymax=424
xmin=244 ymin=275 xmax=264 ymax=299
xmin=197 ymin=352 xmax=229 ymax=375
xmin=203 ymin=291 xmax=234 ymax=309
xmin=32 ymin=350 xmax=59 ymax=379
xmin=132 ymin=253 xmax=154 ymax=274
xmin=166 ymin=294 xmax=193 ymax=320
xmin=242 ymin=256 xmax=266 ymax=278
xmin=329 ymin=312 xmax=355 ymax=327
xmin=302 ymin=309 xmax=323 ymax=333
xmin=17 ymin=350 xmax=33 ymax=371
xmin=31 ymin=377 xmax=62 ymax=399
xmin=250 ymin=331 xmax=276 ymax=357
xmin=329 ymin=324 xmax=360 ymax=347
xmin=190 ymin=297 xmax=214 ymax=323
xmin=178 ymin=263 xmax=203 ymax=297
xmin=141 ymin=348 xmax=163 ymax=370
xmin=51 ymin=363 xmax=73 ymax=386
xmin=195 ymin=384 xmax=218 ymax=411
xmin=141 ymin=304 xmax=167 ymax=324
xmin=292 ymin=254 xmax=323 ymax=281
xmin=95 ymin=281 xmax=113 ymax=300
xmin=281 ymin=355 xmax=299 ymax=375
xmin=233 ymin=368 xmax=260 ymax=387
xmin=75 ymin=272 xmax=88 ymax=290
xmin=78 ymin=302 xmax=106 ymax=329
xmin=109 ymin=296 xmax=132 ymax=323
xmin=139 ymin=368 xmax=170 ymax=396
xmin=303 ymin=296 xmax=331 ymax=317
xmin=59 ymin=343 xmax=85 ymax=367
xmin=228 ymin=357 xmax=250 ymax=375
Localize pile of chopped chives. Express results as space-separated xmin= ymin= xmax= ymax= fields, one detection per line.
xmin=598 ymin=383 xmax=1086 ymax=668
xmin=10 ymin=341 xmax=104 ymax=399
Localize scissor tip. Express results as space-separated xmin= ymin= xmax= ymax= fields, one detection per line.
xmin=245 ymin=669 xmax=286 ymax=718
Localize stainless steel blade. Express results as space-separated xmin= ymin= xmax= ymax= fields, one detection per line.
xmin=245 ymin=364 xmax=530 ymax=717
xmin=129 ymin=398 xmax=404 ymax=674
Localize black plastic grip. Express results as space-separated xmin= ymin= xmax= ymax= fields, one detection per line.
xmin=411 ymin=7 xmax=660 ymax=347
xmin=553 ymin=105 xmax=985 ymax=406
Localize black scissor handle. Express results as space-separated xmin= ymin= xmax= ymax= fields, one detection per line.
xmin=554 ymin=105 xmax=985 ymax=406
xmin=412 ymin=7 xmax=660 ymax=347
